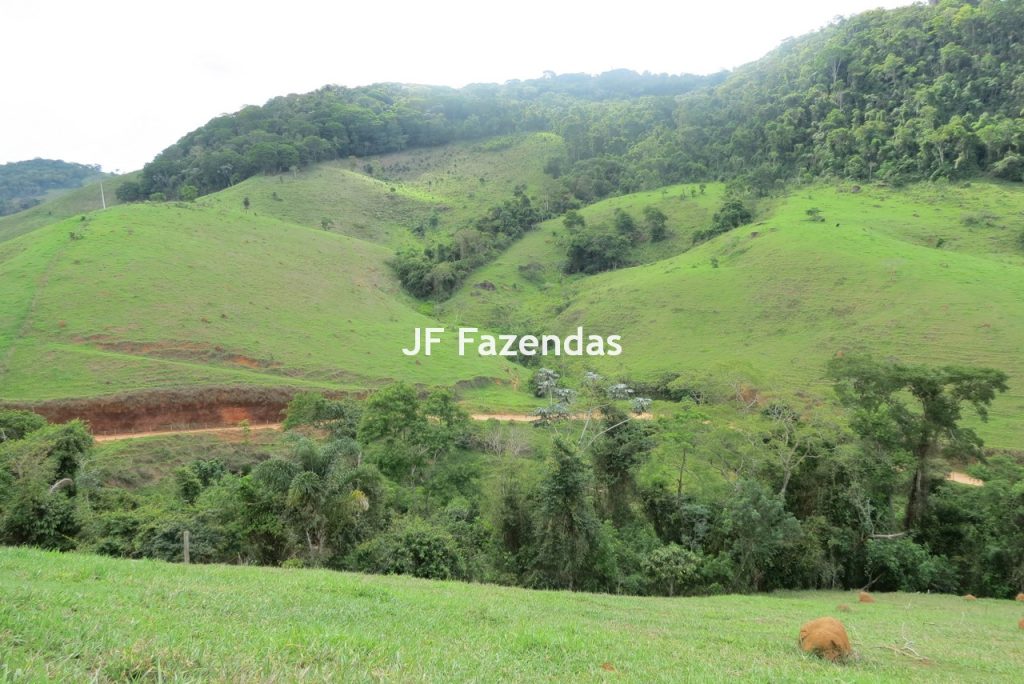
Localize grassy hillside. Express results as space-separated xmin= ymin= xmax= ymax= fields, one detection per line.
xmin=0 ymin=173 xmax=137 ymax=244
xmin=0 ymin=201 xmax=512 ymax=402
xmin=1 ymin=548 xmax=1020 ymax=682
xmin=442 ymin=180 xmax=1024 ymax=447
xmin=196 ymin=133 xmax=565 ymax=247
xmin=440 ymin=182 xmax=727 ymax=327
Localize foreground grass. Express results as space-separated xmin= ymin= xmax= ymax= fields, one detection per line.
xmin=0 ymin=549 xmax=1020 ymax=682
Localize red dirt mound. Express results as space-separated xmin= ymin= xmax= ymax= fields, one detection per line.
xmin=964 ymin=594 xmax=977 ymax=601
xmin=836 ymin=604 xmax=851 ymax=613
xmin=1019 ymin=618 xmax=1024 ymax=630
xmin=799 ymin=617 xmax=852 ymax=662
xmin=1015 ymin=593 xmax=1024 ymax=602
xmin=859 ymin=591 xmax=874 ymax=603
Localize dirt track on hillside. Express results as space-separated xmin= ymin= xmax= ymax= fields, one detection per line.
xmin=90 ymin=412 xmax=661 ymax=442
xmin=92 ymin=414 xmax=539 ymax=442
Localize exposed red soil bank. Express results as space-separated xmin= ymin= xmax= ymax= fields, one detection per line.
xmin=2 ymin=387 xmax=295 ymax=435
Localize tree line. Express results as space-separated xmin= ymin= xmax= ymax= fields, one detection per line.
xmin=2 ymin=356 xmax=1021 ymax=598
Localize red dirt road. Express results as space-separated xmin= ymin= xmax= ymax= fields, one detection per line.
xmin=92 ymin=414 xmax=543 ymax=442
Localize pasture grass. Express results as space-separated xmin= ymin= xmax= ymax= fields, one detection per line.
xmin=0 ymin=548 xmax=1021 ymax=682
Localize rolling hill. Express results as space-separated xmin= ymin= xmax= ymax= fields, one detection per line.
xmin=0 ymin=200 xmax=511 ymax=403
xmin=0 ymin=135 xmax=572 ymax=422
xmin=0 ymin=173 xmax=136 ymax=245
xmin=440 ymin=180 xmax=1024 ymax=447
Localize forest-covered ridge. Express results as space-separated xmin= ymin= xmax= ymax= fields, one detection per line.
xmin=0 ymin=158 xmax=104 ymax=217
xmin=126 ymin=1 xmax=1024 ymax=206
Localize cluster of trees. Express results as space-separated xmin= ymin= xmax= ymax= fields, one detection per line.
xmin=391 ymin=188 xmax=543 ymax=298
xmin=3 ymin=355 xmax=1021 ymax=597
xmin=562 ymin=206 xmax=670 ymax=275
xmin=0 ymin=159 xmax=102 ymax=216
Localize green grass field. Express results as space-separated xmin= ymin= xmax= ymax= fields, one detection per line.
xmin=1 ymin=548 xmax=1020 ymax=682
xmin=441 ymin=179 xmax=1024 ymax=448
xmin=0 ymin=174 xmax=137 ymax=245
xmin=197 ymin=132 xmax=564 ymax=248
xmin=0 ymin=201 xmax=514 ymax=401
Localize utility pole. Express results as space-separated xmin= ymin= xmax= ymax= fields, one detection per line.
xmin=99 ymin=181 xmax=107 ymax=209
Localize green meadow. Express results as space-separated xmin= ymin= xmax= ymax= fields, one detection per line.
xmin=1 ymin=548 xmax=1021 ymax=682
xmin=441 ymin=180 xmax=1024 ymax=448
xmin=0 ymin=200 xmax=513 ymax=401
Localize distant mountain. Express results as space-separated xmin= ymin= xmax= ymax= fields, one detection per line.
xmin=0 ymin=159 xmax=104 ymax=216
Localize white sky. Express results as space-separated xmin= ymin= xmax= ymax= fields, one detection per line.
xmin=1 ymin=0 xmax=916 ymax=173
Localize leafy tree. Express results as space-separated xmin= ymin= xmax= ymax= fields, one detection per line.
xmin=351 ymin=517 xmax=465 ymax=580
xmin=643 ymin=206 xmax=669 ymax=241
xmin=590 ymin=406 xmax=656 ymax=524
xmin=827 ymin=355 xmax=1008 ymax=530
xmin=562 ymin=209 xmax=585 ymax=231
xmin=0 ymin=410 xmax=46 ymax=443
xmin=721 ymin=479 xmax=800 ymax=591
xmin=613 ymin=208 xmax=640 ymax=241
xmin=564 ymin=227 xmax=631 ymax=274
xmin=530 ymin=438 xmax=606 ymax=590
xmin=114 ymin=181 xmax=143 ymax=203
xmin=283 ymin=392 xmax=361 ymax=439
xmin=642 ymin=544 xmax=704 ymax=596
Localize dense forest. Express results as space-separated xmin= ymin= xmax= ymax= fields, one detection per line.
xmin=2 ymin=357 xmax=1022 ymax=598
xmin=126 ymin=1 xmax=1024 ymax=206
xmin=0 ymin=159 xmax=102 ymax=216
xmin=122 ymin=71 xmax=721 ymax=203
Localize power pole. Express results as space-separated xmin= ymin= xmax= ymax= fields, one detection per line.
xmin=99 ymin=181 xmax=107 ymax=210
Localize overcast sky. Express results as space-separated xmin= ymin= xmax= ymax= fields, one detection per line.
xmin=2 ymin=0 xmax=916 ymax=173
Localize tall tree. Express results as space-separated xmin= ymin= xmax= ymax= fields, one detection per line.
xmin=827 ymin=355 xmax=1008 ymax=530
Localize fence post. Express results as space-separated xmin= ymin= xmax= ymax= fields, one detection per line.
xmin=183 ymin=530 xmax=191 ymax=565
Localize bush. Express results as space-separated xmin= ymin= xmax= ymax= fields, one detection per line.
xmin=0 ymin=410 xmax=46 ymax=442
xmin=350 ymin=518 xmax=465 ymax=580
xmin=864 ymin=537 xmax=957 ymax=592
xmin=643 ymin=544 xmax=705 ymax=596
xmin=564 ymin=228 xmax=631 ymax=274
xmin=693 ymin=199 xmax=753 ymax=244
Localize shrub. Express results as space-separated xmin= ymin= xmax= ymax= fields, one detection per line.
xmin=351 ymin=518 xmax=465 ymax=580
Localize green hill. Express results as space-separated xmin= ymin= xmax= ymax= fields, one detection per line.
xmin=441 ymin=180 xmax=1024 ymax=447
xmin=0 ymin=158 xmax=105 ymax=217
xmin=0 ymin=173 xmax=137 ymax=245
xmin=197 ymin=133 xmax=564 ymax=246
xmin=0 ymin=200 xmax=512 ymax=402
xmin=1 ymin=548 xmax=1021 ymax=682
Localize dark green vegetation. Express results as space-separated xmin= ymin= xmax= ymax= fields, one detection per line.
xmin=3 ymin=547 xmax=1022 ymax=682
xmin=128 ymin=71 xmax=719 ymax=202
xmin=3 ymin=357 xmax=1022 ymax=600
xmin=128 ymin=0 xmax=1024 ymax=209
xmin=0 ymin=159 xmax=104 ymax=217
